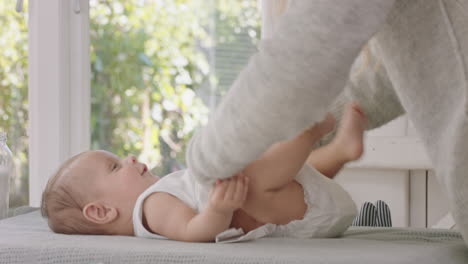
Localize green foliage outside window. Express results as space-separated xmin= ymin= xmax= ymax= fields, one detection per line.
xmin=0 ymin=1 xmax=29 ymax=209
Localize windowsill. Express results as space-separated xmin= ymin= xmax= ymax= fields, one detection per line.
xmin=1 ymin=206 xmax=39 ymax=220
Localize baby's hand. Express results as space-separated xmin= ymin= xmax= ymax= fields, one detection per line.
xmin=208 ymin=173 xmax=249 ymax=215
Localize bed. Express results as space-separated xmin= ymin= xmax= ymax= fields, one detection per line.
xmin=1 ymin=208 xmax=467 ymax=264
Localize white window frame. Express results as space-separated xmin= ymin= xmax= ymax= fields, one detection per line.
xmin=28 ymin=0 xmax=90 ymax=207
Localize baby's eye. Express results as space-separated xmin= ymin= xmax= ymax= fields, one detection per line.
xmin=112 ymin=163 xmax=119 ymax=171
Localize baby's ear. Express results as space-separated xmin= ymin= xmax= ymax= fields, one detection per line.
xmin=82 ymin=202 xmax=118 ymax=225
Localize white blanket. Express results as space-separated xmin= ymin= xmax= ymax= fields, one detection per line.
xmin=1 ymin=210 xmax=467 ymax=264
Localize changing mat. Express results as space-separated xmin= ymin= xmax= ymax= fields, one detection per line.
xmin=1 ymin=210 xmax=467 ymax=264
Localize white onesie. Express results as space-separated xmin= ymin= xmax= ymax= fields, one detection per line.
xmin=132 ymin=165 xmax=357 ymax=243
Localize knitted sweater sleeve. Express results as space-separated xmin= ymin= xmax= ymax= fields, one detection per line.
xmin=186 ymin=0 xmax=396 ymax=185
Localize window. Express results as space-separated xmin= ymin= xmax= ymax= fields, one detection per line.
xmin=27 ymin=0 xmax=259 ymax=206
xmin=89 ymin=0 xmax=260 ymax=176
xmin=0 ymin=1 xmax=29 ymax=211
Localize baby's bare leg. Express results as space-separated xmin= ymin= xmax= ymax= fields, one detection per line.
xmin=240 ymin=114 xmax=335 ymax=224
xmin=243 ymin=113 xmax=335 ymax=192
xmin=240 ymin=103 xmax=367 ymax=225
xmin=307 ymin=103 xmax=367 ymax=178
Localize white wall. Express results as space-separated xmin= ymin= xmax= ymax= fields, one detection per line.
xmin=335 ymin=168 xmax=409 ymax=227
xmin=335 ymin=116 xmax=449 ymax=228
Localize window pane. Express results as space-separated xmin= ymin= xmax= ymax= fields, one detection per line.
xmin=0 ymin=2 xmax=29 ymax=211
xmin=90 ymin=0 xmax=260 ymax=176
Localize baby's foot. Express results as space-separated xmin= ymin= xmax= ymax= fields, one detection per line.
xmin=333 ymin=102 xmax=367 ymax=161
xmin=307 ymin=113 xmax=336 ymax=137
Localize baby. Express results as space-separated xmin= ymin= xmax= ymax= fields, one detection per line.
xmin=41 ymin=103 xmax=366 ymax=243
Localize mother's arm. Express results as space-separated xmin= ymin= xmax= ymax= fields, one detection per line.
xmin=186 ymin=0 xmax=397 ymax=185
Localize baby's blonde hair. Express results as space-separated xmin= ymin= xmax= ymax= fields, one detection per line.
xmin=40 ymin=152 xmax=109 ymax=235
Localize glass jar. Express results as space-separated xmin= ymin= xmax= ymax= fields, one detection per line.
xmin=0 ymin=132 xmax=13 ymax=219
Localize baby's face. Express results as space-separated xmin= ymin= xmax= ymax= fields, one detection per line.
xmin=76 ymin=150 xmax=159 ymax=209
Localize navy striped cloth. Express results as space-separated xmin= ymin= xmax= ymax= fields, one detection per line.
xmin=352 ymin=200 xmax=392 ymax=227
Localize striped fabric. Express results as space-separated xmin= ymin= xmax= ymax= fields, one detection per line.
xmin=352 ymin=200 xmax=392 ymax=227
xmin=375 ymin=200 xmax=392 ymax=227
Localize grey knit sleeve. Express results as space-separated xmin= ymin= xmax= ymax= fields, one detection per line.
xmin=320 ymin=40 xmax=405 ymax=144
xmin=186 ymin=1 xmax=397 ymax=185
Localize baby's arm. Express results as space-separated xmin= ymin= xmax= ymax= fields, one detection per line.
xmin=143 ymin=175 xmax=248 ymax=242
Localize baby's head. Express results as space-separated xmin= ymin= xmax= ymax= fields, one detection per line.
xmin=41 ymin=150 xmax=158 ymax=236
